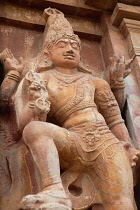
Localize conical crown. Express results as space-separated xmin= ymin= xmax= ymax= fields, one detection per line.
xmin=43 ymin=8 xmax=81 ymax=50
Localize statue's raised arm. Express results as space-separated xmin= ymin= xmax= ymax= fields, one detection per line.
xmin=0 ymin=48 xmax=24 ymax=107
xmin=108 ymin=54 xmax=132 ymax=110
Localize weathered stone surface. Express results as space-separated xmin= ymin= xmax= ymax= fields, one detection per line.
xmin=100 ymin=14 xmax=128 ymax=69
xmin=85 ymin=0 xmax=117 ymax=10
xmin=0 ymin=1 xmax=102 ymax=41
xmin=111 ymin=3 xmax=140 ymax=27
xmin=5 ymin=0 xmax=102 ymax=18
xmin=85 ymin=0 xmax=140 ymax=10
xmin=0 ymin=146 xmax=32 ymax=210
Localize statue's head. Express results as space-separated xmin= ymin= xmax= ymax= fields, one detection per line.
xmin=42 ymin=8 xmax=81 ymax=69
xmin=34 ymin=8 xmax=91 ymax=74
xmin=49 ymin=38 xmax=80 ymax=69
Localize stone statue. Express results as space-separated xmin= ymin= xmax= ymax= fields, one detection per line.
xmin=0 ymin=8 xmax=140 ymax=210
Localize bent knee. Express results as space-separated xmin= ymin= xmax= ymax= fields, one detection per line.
xmin=23 ymin=121 xmax=52 ymax=144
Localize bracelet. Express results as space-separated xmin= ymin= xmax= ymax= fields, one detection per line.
xmin=108 ymin=119 xmax=124 ymax=129
xmin=28 ymin=102 xmax=34 ymax=109
xmin=110 ymin=79 xmax=125 ymax=90
xmin=6 ymin=70 xmax=20 ymax=82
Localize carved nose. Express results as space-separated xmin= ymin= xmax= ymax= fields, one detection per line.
xmin=66 ymin=49 xmax=74 ymax=54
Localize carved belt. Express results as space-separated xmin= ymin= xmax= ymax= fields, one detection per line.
xmin=69 ymin=122 xmax=119 ymax=161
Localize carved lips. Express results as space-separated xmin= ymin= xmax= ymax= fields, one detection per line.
xmin=63 ymin=53 xmax=75 ymax=60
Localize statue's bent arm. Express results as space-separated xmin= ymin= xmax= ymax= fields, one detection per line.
xmin=0 ymin=48 xmax=24 ymax=108
xmin=94 ymin=78 xmax=131 ymax=143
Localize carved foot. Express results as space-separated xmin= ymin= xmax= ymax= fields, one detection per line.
xmin=19 ymin=184 xmax=72 ymax=210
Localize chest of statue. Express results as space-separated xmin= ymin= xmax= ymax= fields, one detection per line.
xmin=43 ymin=70 xmax=95 ymax=114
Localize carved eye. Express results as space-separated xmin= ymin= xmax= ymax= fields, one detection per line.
xmin=57 ymin=41 xmax=66 ymax=48
xmin=71 ymin=43 xmax=79 ymax=50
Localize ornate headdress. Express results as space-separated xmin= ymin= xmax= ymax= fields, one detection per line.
xmin=43 ymin=8 xmax=81 ymax=51
xmin=24 ymin=8 xmax=92 ymax=75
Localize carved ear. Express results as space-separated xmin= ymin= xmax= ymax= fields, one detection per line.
xmin=36 ymin=50 xmax=53 ymax=72
xmin=43 ymin=49 xmax=51 ymax=59
xmin=43 ymin=49 xmax=52 ymax=64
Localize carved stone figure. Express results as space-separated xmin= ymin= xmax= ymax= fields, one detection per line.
xmin=0 ymin=8 xmax=140 ymax=210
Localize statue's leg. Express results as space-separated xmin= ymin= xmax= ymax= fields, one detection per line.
xmin=19 ymin=121 xmax=74 ymax=210
xmin=91 ymin=143 xmax=134 ymax=210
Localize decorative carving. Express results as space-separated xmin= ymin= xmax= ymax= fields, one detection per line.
xmin=50 ymin=69 xmax=84 ymax=86
xmin=43 ymin=8 xmax=81 ymax=52
xmin=25 ymin=70 xmax=50 ymax=120
xmin=1 ymin=7 xmax=140 ymax=210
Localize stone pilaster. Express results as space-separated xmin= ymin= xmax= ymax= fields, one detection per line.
xmin=111 ymin=3 xmax=140 ymax=149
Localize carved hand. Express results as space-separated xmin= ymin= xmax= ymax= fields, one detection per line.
xmin=0 ymin=48 xmax=24 ymax=74
xmin=109 ymin=54 xmax=132 ymax=86
xmin=123 ymin=142 xmax=140 ymax=168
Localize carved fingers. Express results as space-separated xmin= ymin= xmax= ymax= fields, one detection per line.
xmin=0 ymin=48 xmax=24 ymax=74
xmin=131 ymin=149 xmax=140 ymax=168
xmin=109 ymin=54 xmax=133 ymax=90
xmin=0 ymin=48 xmax=14 ymax=61
xmin=123 ymin=142 xmax=140 ymax=168
xmin=109 ymin=54 xmax=133 ymax=80
xmin=0 ymin=48 xmax=14 ymax=73
xmin=109 ymin=54 xmax=125 ymax=81
xmin=17 ymin=56 xmax=25 ymax=73
xmin=124 ymin=58 xmax=133 ymax=78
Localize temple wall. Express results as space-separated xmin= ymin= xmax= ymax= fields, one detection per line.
xmin=1 ymin=0 xmax=140 ymax=209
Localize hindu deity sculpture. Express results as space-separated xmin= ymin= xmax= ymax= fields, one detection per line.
xmin=0 ymin=8 xmax=139 ymax=210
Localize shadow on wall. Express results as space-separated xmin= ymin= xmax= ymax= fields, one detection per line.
xmin=0 ymin=61 xmax=4 ymax=85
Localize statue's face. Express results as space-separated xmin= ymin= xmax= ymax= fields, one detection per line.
xmin=50 ymin=38 xmax=80 ymax=69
